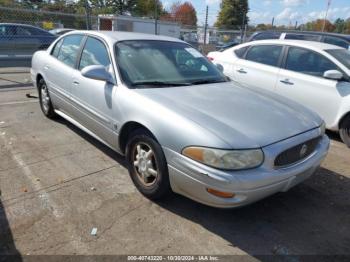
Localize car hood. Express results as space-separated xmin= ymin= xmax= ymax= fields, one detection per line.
xmin=134 ymin=82 xmax=321 ymax=148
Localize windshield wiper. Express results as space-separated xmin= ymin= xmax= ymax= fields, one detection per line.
xmin=131 ymin=81 xmax=191 ymax=87
xmin=190 ymin=79 xmax=227 ymax=85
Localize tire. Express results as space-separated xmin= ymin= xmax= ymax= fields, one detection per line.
xmin=339 ymin=114 xmax=350 ymax=147
xmin=125 ymin=129 xmax=171 ymax=199
xmin=38 ymin=78 xmax=56 ymax=119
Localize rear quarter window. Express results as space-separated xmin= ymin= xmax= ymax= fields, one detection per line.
xmin=51 ymin=38 xmax=64 ymax=58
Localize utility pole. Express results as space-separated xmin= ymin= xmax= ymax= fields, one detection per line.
xmin=85 ymin=0 xmax=91 ymax=30
xmin=322 ymin=0 xmax=331 ymax=32
xmin=204 ymin=5 xmax=208 ymax=46
xmin=240 ymin=5 xmax=246 ymax=43
xmin=154 ymin=0 xmax=158 ymax=35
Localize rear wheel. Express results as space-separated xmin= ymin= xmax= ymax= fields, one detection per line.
xmin=126 ymin=129 xmax=171 ymax=199
xmin=38 ymin=78 xmax=56 ymax=118
xmin=339 ymin=115 xmax=350 ymax=147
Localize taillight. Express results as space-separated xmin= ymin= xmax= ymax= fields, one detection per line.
xmin=207 ymin=56 xmax=214 ymax=61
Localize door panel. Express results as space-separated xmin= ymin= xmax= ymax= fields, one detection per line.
xmin=276 ymin=47 xmax=344 ymax=127
xmin=45 ymin=56 xmax=75 ymax=113
xmin=233 ymin=59 xmax=280 ymax=92
xmin=276 ymin=69 xmax=342 ymax=127
xmin=70 ymin=36 xmax=117 ymax=148
xmin=232 ymin=45 xmax=283 ymax=91
xmin=45 ymin=35 xmax=84 ymax=114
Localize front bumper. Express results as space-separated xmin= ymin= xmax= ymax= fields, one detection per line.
xmin=163 ymin=130 xmax=330 ymax=208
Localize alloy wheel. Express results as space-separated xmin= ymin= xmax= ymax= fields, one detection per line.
xmin=40 ymin=82 xmax=50 ymax=114
xmin=132 ymin=142 xmax=159 ymax=187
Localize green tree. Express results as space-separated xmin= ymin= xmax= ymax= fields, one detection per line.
xmin=334 ymin=18 xmax=345 ymax=33
xmin=104 ymin=0 xmax=136 ymax=15
xmin=303 ymin=19 xmax=335 ymax=32
xmin=344 ymin=18 xmax=350 ymax=34
xmin=21 ymin=0 xmax=45 ymax=9
xmin=134 ymin=0 xmax=164 ymax=18
xmin=215 ymin=0 xmax=248 ymax=29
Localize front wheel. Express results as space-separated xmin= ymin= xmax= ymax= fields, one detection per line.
xmin=38 ymin=78 xmax=56 ymax=118
xmin=339 ymin=115 xmax=350 ymax=147
xmin=126 ymin=129 xmax=171 ymax=199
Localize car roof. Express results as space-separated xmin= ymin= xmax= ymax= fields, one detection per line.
xmin=0 ymin=23 xmax=43 ymax=29
xmin=244 ymin=39 xmax=344 ymax=51
xmin=64 ymin=30 xmax=185 ymax=44
xmin=253 ymin=30 xmax=350 ymax=41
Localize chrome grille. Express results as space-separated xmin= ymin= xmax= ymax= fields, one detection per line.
xmin=274 ymin=136 xmax=321 ymax=168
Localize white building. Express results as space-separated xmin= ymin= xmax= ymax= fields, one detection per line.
xmin=98 ymin=15 xmax=181 ymax=39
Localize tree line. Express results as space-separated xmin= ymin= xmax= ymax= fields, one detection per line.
xmin=252 ymin=18 xmax=350 ymax=34
xmin=0 ymin=0 xmax=198 ymax=26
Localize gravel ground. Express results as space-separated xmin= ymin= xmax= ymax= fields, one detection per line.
xmin=0 ymin=70 xmax=349 ymax=260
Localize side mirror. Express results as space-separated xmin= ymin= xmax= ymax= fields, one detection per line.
xmin=215 ymin=63 xmax=224 ymax=72
xmin=81 ymin=65 xmax=115 ymax=84
xmin=323 ymin=70 xmax=343 ymax=81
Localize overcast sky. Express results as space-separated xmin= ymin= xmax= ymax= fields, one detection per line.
xmin=162 ymin=0 xmax=350 ymax=26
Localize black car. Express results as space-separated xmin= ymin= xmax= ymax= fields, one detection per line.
xmin=0 ymin=23 xmax=56 ymax=67
xmin=216 ymin=41 xmax=240 ymax=51
xmin=248 ymin=30 xmax=350 ymax=49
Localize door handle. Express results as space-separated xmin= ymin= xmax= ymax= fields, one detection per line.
xmin=280 ymin=79 xmax=294 ymax=85
xmin=237 ymin=68 xmax=247 ymax=74
xmin=73 ymin=81 xmax=79 ymax=85
xmin=44 ymin=65 xmax=50 ymax=70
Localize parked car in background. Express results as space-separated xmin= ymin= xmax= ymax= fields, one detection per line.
xmin=248 ymin=30 xmax=350 ymax=49
xmin=0 ymin=23 xmax=56 ymax=66
xmin=49 ymin=28 xmax=74 ymax=36
xmin=216 ymin=40 xmax=240 ymax=51
xmin=208 ymin=40 xmax=350 ymax=146
xmin=31 ymin=31 xmax=329 ymax=208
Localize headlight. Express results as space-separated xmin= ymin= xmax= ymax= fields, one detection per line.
xmin=182 ymin=147 xmax=264 ymax=170
xmin=320 ymin=121 xmax=326 ymax=135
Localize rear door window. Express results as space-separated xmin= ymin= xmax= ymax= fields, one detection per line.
xmin=57 ymin=35 xmax=84 ymax=68
xmin=245 ymin=45 xmax=283 ymax=67
xmin=15 ymin=26 xmax=33 ymax=36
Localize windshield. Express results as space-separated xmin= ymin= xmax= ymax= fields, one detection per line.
xmin=115 ymin=40 xmax=227 ymax=88
xmin=326 ymin=49 xmax=350 ymax=70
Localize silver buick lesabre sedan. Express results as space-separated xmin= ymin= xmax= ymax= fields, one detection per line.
xmin=31 ymin=31 xmax=330 ymax=208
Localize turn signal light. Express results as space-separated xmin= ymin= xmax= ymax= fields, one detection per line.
xmin=206 ymin=188 xmax=235 ymax=198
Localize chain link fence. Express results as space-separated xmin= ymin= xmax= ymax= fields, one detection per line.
xmin=0 ymin=6 xmax=98 ymax=30
xmin=0 ymin=5 xmax=245 ymax=67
